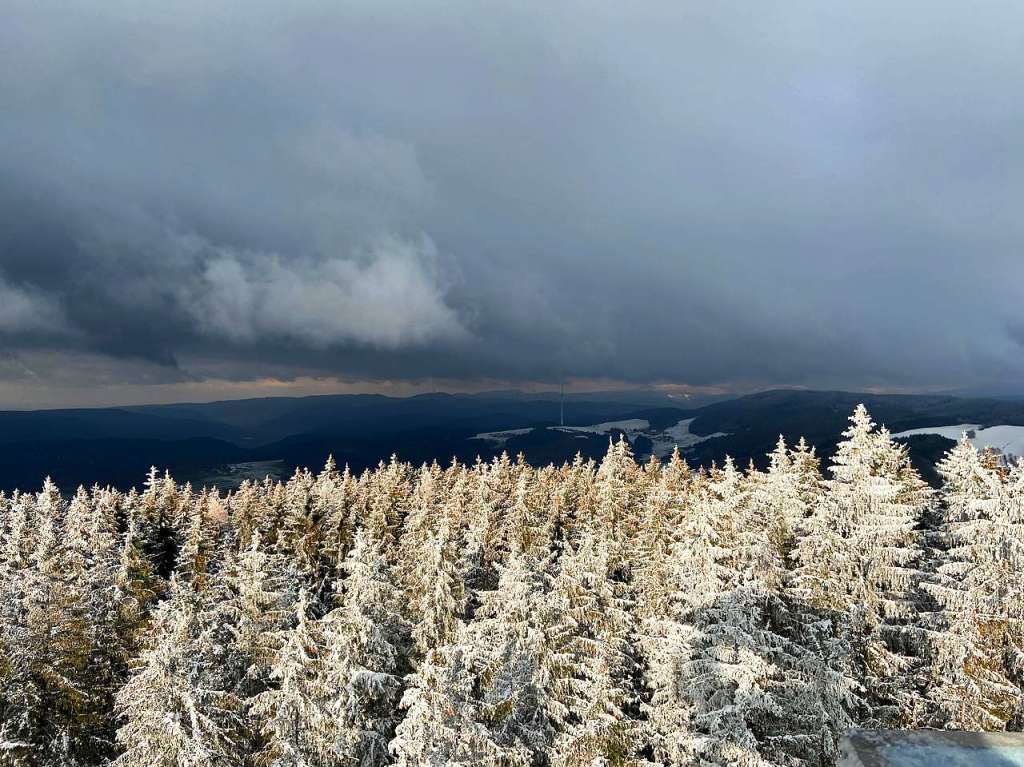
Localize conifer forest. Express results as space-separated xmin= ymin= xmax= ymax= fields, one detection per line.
xmin=2 ymin=404 xmax=1023 ymax=767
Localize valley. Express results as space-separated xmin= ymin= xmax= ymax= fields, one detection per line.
xmin=4 ymin=388 xmax=1024 ymax=493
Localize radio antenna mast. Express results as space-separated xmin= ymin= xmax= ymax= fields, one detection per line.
xmin=559 ymin=376 xmax=565 ymax=427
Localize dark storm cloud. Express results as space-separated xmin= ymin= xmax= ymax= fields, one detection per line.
xmin=2 ymin=0 xmax=1024 ymax=396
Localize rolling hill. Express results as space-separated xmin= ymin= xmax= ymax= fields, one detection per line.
xmin=3 ymin=388 xmax=1024 ymax=493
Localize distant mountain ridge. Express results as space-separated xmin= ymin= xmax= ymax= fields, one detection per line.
xmin=4 ymin=388 xmax=1024 ymax=493
xmin=0 ymin=391 xmax=689 ymax=491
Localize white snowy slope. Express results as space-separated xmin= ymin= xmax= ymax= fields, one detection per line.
xmin=891 ymin=423 xmax=1024 ymax=464
xmin=551 ymin=419 xmax=651 ymax=439
xmin=470 ymin=428 xmax=535 ymax=445
xmin=650 ymin=417 xmax=731 ymax=458
xmin=891 ymin=424 xmax=982 ymax=440
xmin=471 ymin=417 xmax=730 ymax=460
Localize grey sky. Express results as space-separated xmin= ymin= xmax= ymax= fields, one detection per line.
xmin=2 ymin=0 xmax=1023 ymax=407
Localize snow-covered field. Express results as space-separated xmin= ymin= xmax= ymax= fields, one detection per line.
xmin=552 ymin=419 xmax=650 ymax=439
xmin=192 ymin=460 xmax=288 ymax=493
xmin=892 ymin=423 xmax=1024 ymax=464
xmin=649 ymin=418 xmax=731 ymax=458
xmin=471 ymin=417 xmax=730 ymax=459
xmin=549 ymin=415 xmax=731 ymax=457
xmin=891 ymin=423 xmax=983 ymax=441
xmin=470 ymin=428 xmax=534 ymax=445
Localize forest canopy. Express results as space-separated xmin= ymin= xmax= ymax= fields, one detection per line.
xmin=0 ymin=405 xmax=1022 ymax=766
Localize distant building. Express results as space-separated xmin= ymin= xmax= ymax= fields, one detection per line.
xmin=839 ymin=730 xmax=1024 ymax=766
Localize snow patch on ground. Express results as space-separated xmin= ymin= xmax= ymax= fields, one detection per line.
xmin=469 ymin=416 xmax=731 ymax=461
xmin=892 ymin=423 xmax=1024 ymax=464
xmin=891 ymin=423 xmax=982 ymax=441
xmin=647 ymin=418 xmax=730 ymax=458
xmin=551 ymin=419 xmax=650 ymax=439
xmin=470 ymin=428 xmax=534 ymax=445
xmin=193 ymin=460 xmax=288 ymax=493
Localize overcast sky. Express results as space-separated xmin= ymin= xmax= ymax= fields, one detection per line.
xmin=2 ymin=0 xmax=1023 ymax=408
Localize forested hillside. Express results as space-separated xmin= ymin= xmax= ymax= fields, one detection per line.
xmin=0 ymin=393 xmax=681 ymax=492
xmin=1 ymin=405 xmax=1022 ymax=766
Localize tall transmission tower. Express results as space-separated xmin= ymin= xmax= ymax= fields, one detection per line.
xmin=559 ymin=377 xmax=565 ymax=427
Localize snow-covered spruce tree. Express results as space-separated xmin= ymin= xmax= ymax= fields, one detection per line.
xmin=546 ymin=532 xmax=637 ymax=767
xmin=58 ymin=486 xmax=133 ymax=763
xmin=440 ymin=468 xmax=482 ymax=592
xmin=276 ymin=468 xmax=328 ymax=593
xmin=113 ymin=507 xmax=162 ymax=659
xmin=641 ymin=472 xmax=761 ymax=766
xmin=922 ymin=436 xmax=1021 ymax=729
xmin=396 ymin=462 xmax=443 ymax=601
xmin=0 ymin=491 xmax=30 ymax=705
xmin=631 ymin=454 xmax=687 ymax=746
xmin=459 ymin=458 xmax=490 ymax=589
xmin=0 ymin=492 xmax=16 ymax=694
xmin=176 ymin=491 xmax=216 ymax=592
xmin=220 ymin=532 xmax=295 ymax=695
xmin=750 ymin=436 xmax=815 ymax=561
xmin=789 ymin=437 xmax=826 ymax=515
xmin=727 ymin=457 xmax=851 ymax=766
xmin=1003 ymin=461 xmax=1024 ymax=678
xmin=711 ymin=458 xmax=756 ymax=575
xmin=550 ymin=453 xmax=596 ymax=548
xmin=792 ymin=404 xmax=931 ymax=729
xmin=468 ymin=452 xmax=518 ymax=583
xmin=257 ymin=478 xmax=291 ymax=550
xmin=593 ymin=436 xmax=643 ymax=577
xmin=0 ymin=490 xmax=32 ymax=576
xmin=633 ymin=448 xmax=691 ymax=622
xmin=389 ymin=635 xmax=498 ymax=767
xmin=461 ymin=542 xmax=570 ymax=765
xmin=114 ymin=577 xmax=241 ymax=767
xmin=407 ymin=520 xmax=466 ymax=658
xmin=250 ymin=589 xmax=333 ymax=767
xmin=3 ymin=480 xmax=110 ymax=766
xmin=642 ymin=460 xmax=844 ymax=767
xmin=283 ymin=456 xmax=360 ymax=597
xmin=537 ymin=465 xmax=567 ymax=557
xmin=319 ymin=528 xmax=409 ymax=767
xmin=439 ymin=460 xmax=472 ymax=530
xmin=458 ymin=462 xmax=565 ymax=761
xmin=365 ymin=457 xmax=413 ymax=559
xmin=138 ymin=469 xmax=190 ymax=578
xmin=0 ymin=491 xmax=42 ymax=766
xmin=677 ymin=590 xmax=787 ymax=767
xmin=502 ymin=469 xmax=556 ymax=564
xmin=314 ymin=458 xmax=359 ymax=575
xmin=228 ymin=479 xmax=269 ymax=553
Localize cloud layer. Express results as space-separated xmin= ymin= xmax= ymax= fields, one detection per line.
xmin=2 ymin=0 xmax=1024 ymax=403
xmin=0 ymin=277 xmax=68 ymax=337
xmin=181 ymin=237 xmax=465 ymax=349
